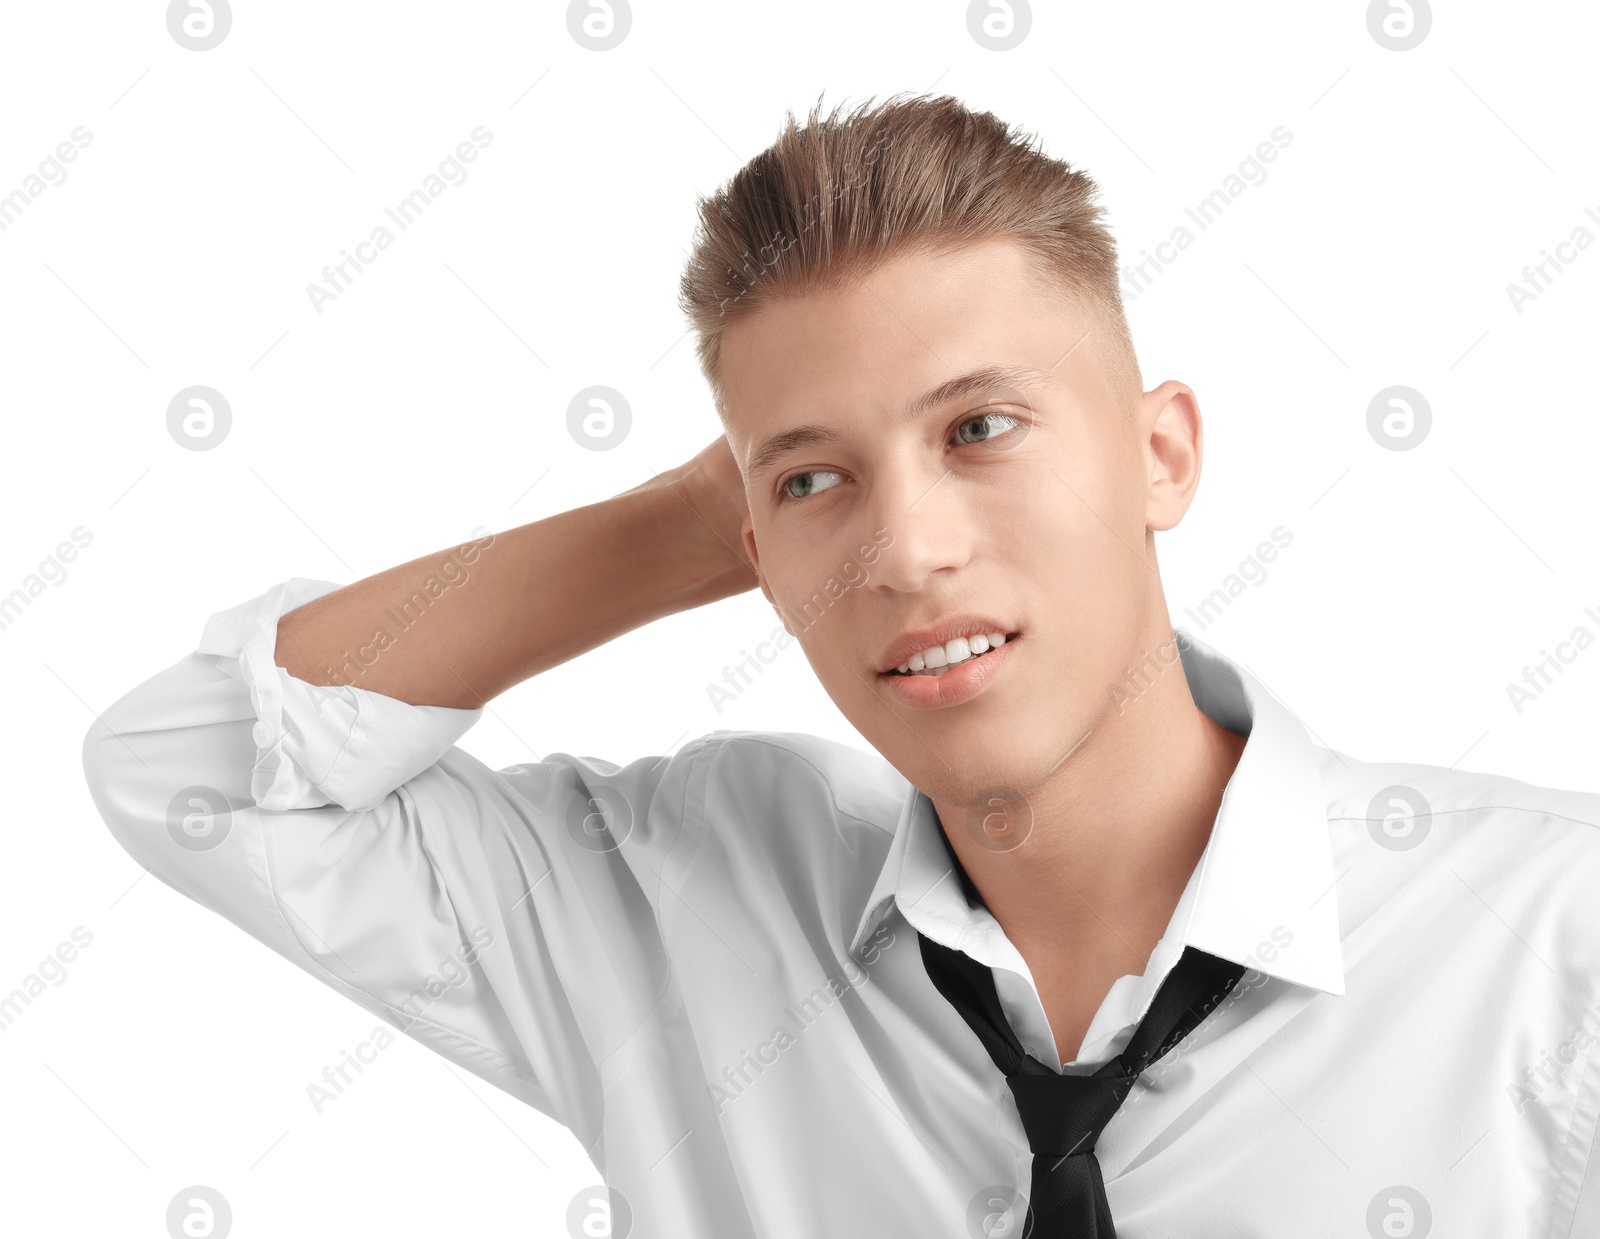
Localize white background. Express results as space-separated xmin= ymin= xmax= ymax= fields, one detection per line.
xmin=3 ymin=0 xmax=1596 ymax=1234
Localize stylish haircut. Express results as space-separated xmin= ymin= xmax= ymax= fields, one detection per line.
xmin=677 ymin=91 xmax=1141 ymax=420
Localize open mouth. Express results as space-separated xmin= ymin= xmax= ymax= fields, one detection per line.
xmin=885 ymin=632 xmax=1021 ymax=677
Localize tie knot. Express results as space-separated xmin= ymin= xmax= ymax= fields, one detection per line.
xmin=1006 ymin=1070 xmax=1136 ymax=1158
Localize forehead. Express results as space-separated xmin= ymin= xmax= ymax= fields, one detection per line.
xmin=718 ymin=238 xmax=1101 ymax=459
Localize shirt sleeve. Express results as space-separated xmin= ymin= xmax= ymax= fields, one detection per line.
xmin=81 ymin=576 xmax=708 ymax=1144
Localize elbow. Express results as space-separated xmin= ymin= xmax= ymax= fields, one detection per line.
xmin=82 ymin=713 xmax=149 ymax=864
xmin=79 ymin=703 xmax=191 ymax=871
xmin=81 ymin=686 xmax=243 ymax=870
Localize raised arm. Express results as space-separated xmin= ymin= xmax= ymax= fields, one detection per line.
xmin=81 ymin=433 xmax=758 ymax=1138
xmin=274 ymin=435 xmax=756 ymax=709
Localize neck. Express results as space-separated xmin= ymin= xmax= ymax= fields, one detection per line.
xmin=931 ymin=640 xmax=1247 ymax=977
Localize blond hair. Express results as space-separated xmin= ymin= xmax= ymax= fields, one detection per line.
xmin=677 ymin=91 xmax=1140 ymax=414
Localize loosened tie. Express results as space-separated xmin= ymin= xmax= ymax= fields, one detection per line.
xmin=919 ymin=933 xmax=1244 ymax=1236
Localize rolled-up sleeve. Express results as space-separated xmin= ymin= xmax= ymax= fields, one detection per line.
xmin=81 ymin=576 xmax=707 ymax=1142
xmin=194 ymin=577 xmax=485 ymax=813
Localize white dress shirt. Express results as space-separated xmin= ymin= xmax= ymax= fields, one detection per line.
xmin=82 ymin=576 xmax=1600 ymax=1237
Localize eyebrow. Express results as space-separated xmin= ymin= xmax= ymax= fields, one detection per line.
xmin=744 ymin=362 xmax=1056 ymax=481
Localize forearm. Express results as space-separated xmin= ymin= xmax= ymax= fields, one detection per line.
xmin=273 ymin=466 xmax=754 ymax=709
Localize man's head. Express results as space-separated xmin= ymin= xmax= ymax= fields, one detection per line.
xmin=677 ymin=94 xmax=1207 ymax=814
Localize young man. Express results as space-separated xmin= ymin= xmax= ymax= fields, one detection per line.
xmin=84 ymin=94 xmax=1600 ymax=1235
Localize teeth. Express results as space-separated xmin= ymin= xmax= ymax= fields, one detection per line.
xmin=893 ymin=631 xmax=1011 ymax=676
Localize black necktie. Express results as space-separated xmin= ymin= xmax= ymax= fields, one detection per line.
xmin=918 ymin=825 xmax=1245 ymax=1235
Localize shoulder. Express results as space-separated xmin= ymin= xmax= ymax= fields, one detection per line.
xmin=1315 ymin=744 xmax=1600 ymax=967
xmin=694 ymin=728 xmax=906 ymax=841
xmin=1316 ymin=745 xmax=1600 ymax=837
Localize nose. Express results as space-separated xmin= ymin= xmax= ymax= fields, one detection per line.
xmin=863 ymin=454 xmax=975 ymax=595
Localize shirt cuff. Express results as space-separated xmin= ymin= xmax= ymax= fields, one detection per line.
xmin=196 ymin=576 xmax=485 ymax=812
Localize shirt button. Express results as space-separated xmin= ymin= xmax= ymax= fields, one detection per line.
xmin=252 ymin=720 xmax=273 ymax=748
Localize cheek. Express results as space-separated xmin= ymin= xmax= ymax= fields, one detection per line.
xmin=1013 ymin=445 xmax=1147 ymax=578
xmin=765 ymin=557 xmax=854 ymax=646
xmin=1016 ymin=501 xmax=1149 ymax=660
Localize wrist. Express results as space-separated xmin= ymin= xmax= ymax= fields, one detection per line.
xmin=638 ymin=468 xmax=757 ymax=609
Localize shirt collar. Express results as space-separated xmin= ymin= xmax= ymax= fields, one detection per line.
xmin=848 ymin=629 xmax=1346 ymax=998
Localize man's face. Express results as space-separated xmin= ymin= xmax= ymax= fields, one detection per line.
xmin=721 ymin=237 xmax=1189 ymax=811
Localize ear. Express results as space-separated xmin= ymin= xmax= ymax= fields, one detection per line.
xmin=1140 ymin=380 xmax=1204 ymax=533
xmin=742 ymin=510 xmax=794 ymax=636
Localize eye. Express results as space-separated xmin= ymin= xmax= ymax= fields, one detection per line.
xmin=775 ymin=410 xmax=1025 ymax=505
xmin=955 ymin=410 xmax=1023 ymax=445
xmin=779 ymin=469 xmax=843 ymax=502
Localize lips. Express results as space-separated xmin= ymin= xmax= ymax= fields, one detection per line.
xmin=876 ymin=615 xmax=1021 ymax=675
xmin=877 ymin=625 xmax=1020 ymax=708
xmin=889 ymin=634 xmax=1011 ymax=677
